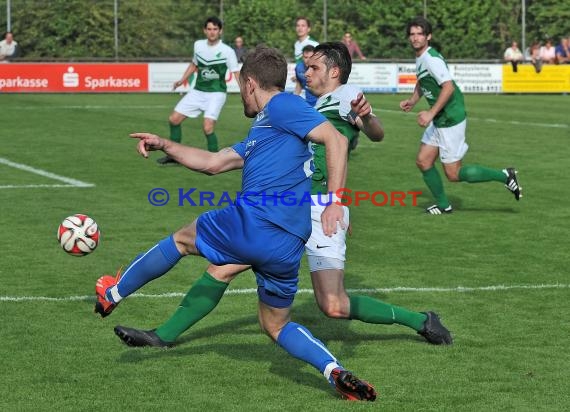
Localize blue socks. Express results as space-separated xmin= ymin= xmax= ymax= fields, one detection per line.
xmin=107 ymin=235 xmax=182 ymax=302
xmin=277 ymin=322 xmax=341 ymax=382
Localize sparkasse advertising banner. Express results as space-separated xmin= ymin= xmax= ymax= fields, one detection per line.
xmin=0 ymin=64 xmax=148 ymax=92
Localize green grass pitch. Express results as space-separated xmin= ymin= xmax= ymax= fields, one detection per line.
xmin=1 ymin=92 xmax=568 ymax=411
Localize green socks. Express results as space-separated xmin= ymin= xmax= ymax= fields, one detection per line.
xmin=155 ymin=272 xmax=228 ymax=342
xmin=349 ymin=295 xmax=427 ymax=332
xmin=169 ymin=123 xmax=182 ymax=143
xmin=206 ymin=133 xmax=218 ymax=152
xmin=421 ymin=167 xmax=450 ymax=209
xmin=459 ymin=164 xmax=507 ymax=183
xmin=168 ymin=124 xmax=218 ymax=152
xmin=421 ymin=165 xmax=508 ymax=210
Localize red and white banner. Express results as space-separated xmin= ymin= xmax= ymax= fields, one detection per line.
xmin=0 ymin=63 xmax=148 ymax=92
xmin=1 ymin=62 xmax=567 ymax=94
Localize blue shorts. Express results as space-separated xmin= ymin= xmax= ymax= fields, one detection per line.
xmin=195 ymin=205 xmax=305 ymax=308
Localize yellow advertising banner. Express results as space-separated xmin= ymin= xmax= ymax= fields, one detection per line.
xmin=502 ymin=64 xmax=570 ymax=93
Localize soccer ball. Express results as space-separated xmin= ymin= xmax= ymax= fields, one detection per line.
xmin=57 ymin=214 xmax=100 ymax=256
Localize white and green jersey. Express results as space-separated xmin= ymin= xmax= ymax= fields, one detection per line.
xmin=193 ymin=39 xmax=239 ymax=93
xmin=310 ymin=84 xmax=361 ymax=195
xmin=416 ymin=47 xmax=466 ymax=128
xmin=294 ymin=36 xmax=319 ymax=63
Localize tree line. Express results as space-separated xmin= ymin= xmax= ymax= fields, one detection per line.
xmin=2 ymin=0 xmax=568 ymax=61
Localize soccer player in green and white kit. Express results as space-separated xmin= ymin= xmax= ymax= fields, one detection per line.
xmin=400 ymin=16 xmax=522 ymax=214
xmin=294 ymin=16 xmax=319 ymax=63
xmin=158 ymin=16 xmax=240 ymax=164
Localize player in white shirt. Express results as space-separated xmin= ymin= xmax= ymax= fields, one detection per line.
xmin=294 ymin=16 xmax=319 ymax=63
xmin=158 ymin=17 xmax=240 ymax=164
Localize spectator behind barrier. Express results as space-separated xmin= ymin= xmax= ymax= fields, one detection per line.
xmin=342 ymin=32 xmax=366 ymax=60
xmin=0 ymin=31 xmax=19 ymax=62
xmin=233 ymin=36 xmax=247 ymax=63
xmin=539 ymin=39 xmax=556 ymax=64
xmin=504 ymin=41 xmax=523 ymax=72
xmin=528 ymin=40 xmax=542 ymax=73
xmin=555 ymin=37 xmax=569 ymax=64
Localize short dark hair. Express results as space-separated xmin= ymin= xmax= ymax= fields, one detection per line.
xmin=296 ymin=16 xmax=311 ymax=27
xmin=406 ymin=16 xmax=432 ymax=36
xmin=302 ymin=45 xmax=315 ymax=53
xmin=205 ymin=16 xmax=223 ymax=29
xmin=241 ymin=47 xmax=287 ymax=91
xmin=312 ymin=42 xmax=352 ymax=84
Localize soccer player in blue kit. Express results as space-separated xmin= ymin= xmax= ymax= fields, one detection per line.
xmin=95 ymin=46 xmax=376 ymax=401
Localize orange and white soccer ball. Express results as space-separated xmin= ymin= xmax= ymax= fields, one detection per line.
xmin=57 ymin=214 xmax=100 ymax=256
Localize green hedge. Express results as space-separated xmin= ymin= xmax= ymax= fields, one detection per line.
xmin=2 ymin=0 xmax=569 ymax=60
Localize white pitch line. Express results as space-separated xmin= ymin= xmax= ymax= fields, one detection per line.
xmin=1 ymin=283 xmax=567 ymax=303
xmin=8 ymin=105 xmax=172 ymax=110
xmin=472 ymin=116 xmax=569 ymax=129
xmin=0 ymin=184 xmax=88 ymax=189
xmin=379 ymin=108 xmax=569 ymax=129
xmin=0 ymin=157 xmax=95 ymax=188
xmin=6 ymin=105 xmax=568 ymax=129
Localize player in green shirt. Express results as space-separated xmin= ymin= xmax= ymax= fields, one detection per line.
xmin=158 ymin=16 xmax=240 ymax=164
xmin=400 ymin=16 xmax=522 ymax=214
xmin=294 ymin=16 xmax=319 ymax=63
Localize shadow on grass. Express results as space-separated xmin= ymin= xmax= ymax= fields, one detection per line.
xmin=113 ymin=291 xmax=427 ymax=398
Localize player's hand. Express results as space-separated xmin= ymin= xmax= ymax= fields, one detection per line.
xmin=348 ymin=93 xmax=371 ymax=124
xmin=399 ymin=99 xmax=414 ymax=112
xmin=321 ymin=202 xmax=346 ymax=237
xmin=172 ymin=79 xmax=184 ymax=90
xmin=417 ymin=110 xmax=434 ymax=128
xmin=129 ymin=133 xmax=165 ymax=158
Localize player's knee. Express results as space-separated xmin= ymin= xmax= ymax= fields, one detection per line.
xmin=445 ymin=172 xmax=459 ymax=182
xmin=172 ymin=237 xmax=194 ymax=256
xmin=203 ymin=124 xmax=214 ymax=135
xmin=207 ymin=265 xmax=241 ymax=283
xmin=168 ymin=114 xmax=182 ymax=125
xmin=259 ymin=320 xmax=281 ymax=342
xmin=445 ymin=169 xmax=460 ymax=182
xmin=317 ymin=298 xmax=349 ymax=319
xmin=172 ymin=226 xmax=198 ymax=256
xmin=416 ymin=157 xmax=432 ymax=171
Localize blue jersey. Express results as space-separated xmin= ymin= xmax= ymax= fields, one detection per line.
xmin=232 ymin=92 xmax=326 ymax=241
xmin=295 ymin=61 xmax=318 ymax=107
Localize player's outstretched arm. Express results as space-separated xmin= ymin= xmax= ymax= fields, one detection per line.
xmin=129 ymin=133 xmax=244 ymax=174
